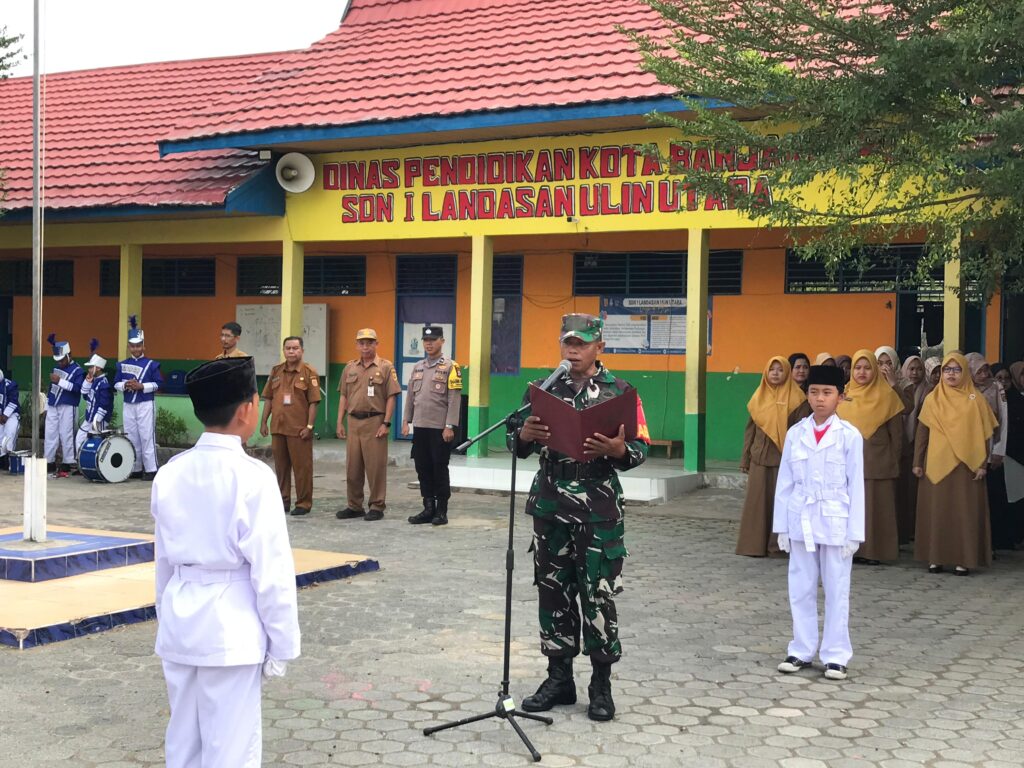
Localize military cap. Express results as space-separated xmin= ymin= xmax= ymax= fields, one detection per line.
xmin=186 ymin=356 xmax=257 ymax=411
xmin=560 ymin=313 xmax=603 ymax=343
xmin=356 ymin=328 xmax=378 ymax=341
xmin=422 ymin=325 xmax=444 ymax=340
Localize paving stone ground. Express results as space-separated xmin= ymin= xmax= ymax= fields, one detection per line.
xmin=2 ymin=457 xmax=1024 ymax=767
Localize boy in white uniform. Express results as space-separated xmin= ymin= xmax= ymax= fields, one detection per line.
xmin=773 ymin=364 xmax=865 ymax=681
xmin=152 ymin=356 xmax=300 ymax=767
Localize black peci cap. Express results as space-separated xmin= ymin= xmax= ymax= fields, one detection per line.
xmin=186 ymin=356 xmax=258 ymax=411
xmin=807 ymin=365 xmax=846 ymax=392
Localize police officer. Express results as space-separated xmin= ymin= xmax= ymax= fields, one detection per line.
xmin=403 ymin=325 xmax=462 ymax=526
xmin=512 ymin=313 xmax=650 ymax=722
xmin=260 ymin=336 xmax=321 ymax=515
xmin=335 ymin=328 xmax=401 ymax=521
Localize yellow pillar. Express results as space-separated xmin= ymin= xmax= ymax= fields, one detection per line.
xmin=943 ymin=250 xmax=966 ymax=353
xmin=467 ymin=235 xmax=493 ymax=457
xmin=117 ymin=244 xmax=143 ymax=361
xmin=684 ymin=228 xmax=709 ymax=472
xmin=281 ymin=238 xmax=305 ymax=343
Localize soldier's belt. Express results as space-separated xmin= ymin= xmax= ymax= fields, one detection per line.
xmin=541 ymin=458 xmax=611 ymax=482
xmin=349 ymin=411 xmax=384 ymax=419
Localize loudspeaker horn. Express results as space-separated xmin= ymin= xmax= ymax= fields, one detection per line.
xmin=275 ymin=152 xmax=315 ymax=193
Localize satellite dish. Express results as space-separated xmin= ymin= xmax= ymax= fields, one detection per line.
xmin=275 ymin=153 xmax=315 ymax=193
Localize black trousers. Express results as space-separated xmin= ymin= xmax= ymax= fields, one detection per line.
xmin=412 ymin=427 xmax=452 ymax=500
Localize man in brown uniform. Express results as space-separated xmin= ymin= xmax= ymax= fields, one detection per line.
xmin=215 ymin=322 xmax=248 ymax=359
xmin=335 ymin=328 xmax=401 ymax=521
xmin=403 ymin=325 xmax=462 ymax=526
xmin=260 ymin=336 xmax=321 ymax=516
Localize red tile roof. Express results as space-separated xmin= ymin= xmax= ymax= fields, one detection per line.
xmin=162 ymin=0 xmax=673 ymax=146
xmin=0 ymin=52 xmax=287 ymax=213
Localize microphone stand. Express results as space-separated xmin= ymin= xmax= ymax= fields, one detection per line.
xmin=423 ymin=402 xmax=552 ymax=762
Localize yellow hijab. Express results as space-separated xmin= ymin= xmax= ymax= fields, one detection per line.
xmin=837 ymin=349 xmax=906 ymax=439
xmin=747 ymin=356 xmax=806 ymax=451
xmin=918 ymin=352 xmax=999 ymax=483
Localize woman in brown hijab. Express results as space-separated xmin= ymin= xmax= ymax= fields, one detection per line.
xmin=837 ymin=350 xmax=906 ymax=563
xmin=737 ymin=356 xmax=810 ymax=557
xmin=896 ymin=355 xmax=928 ymax=545
xmin=913 ymin=353 xmax=999 ymax=574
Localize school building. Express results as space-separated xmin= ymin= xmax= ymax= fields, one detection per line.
xmin=1 ymin=0 xmax=1020 ymax=466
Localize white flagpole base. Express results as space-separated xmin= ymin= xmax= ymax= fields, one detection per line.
xmin=23 ymin=457 xmax=47 ymax=542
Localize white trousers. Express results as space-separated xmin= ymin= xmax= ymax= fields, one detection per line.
xmin=44 ymin=405 xmax=76 ymax=464
xmin=0 ymin=414 xmax=18 ymax=455
xmin=162 ymin=661 xmax=263 ymax=768
xmin=125 ymin=400 xmax=157 ymax=472
xmin=787 ymin=543 xmax=853 ymax=666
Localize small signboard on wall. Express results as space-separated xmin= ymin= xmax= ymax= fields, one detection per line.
xmin=599 ymin=296 xmax=712 ymax=355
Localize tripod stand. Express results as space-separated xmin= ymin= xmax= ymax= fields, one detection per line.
xmin=422 ymin=404 xmax=552 ymax=762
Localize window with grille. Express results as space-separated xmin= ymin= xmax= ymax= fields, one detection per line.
xmin=0 ymin=259 xmax=74 ymax=296
xmin=395 ymin=255 xmax=457 ymax=296
xmin=786 ymin=245 xmax=927 ymax=294
xmin=304 ymin=256 xmax=366 ymax=296
xmin=237 ymin=257 xmax=283 ymax=296
xmin=492 ymin=255 xmax=523 ymax=374
xmin=100 ymin=260 xmax=120 ymax=296
xmin=573 ymin=251 xmax=743 ymax=296
xmin=143 ymin=258 xmax=216 ymax=296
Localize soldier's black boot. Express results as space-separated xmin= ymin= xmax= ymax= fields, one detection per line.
xmin=431 ymin=497 xmax=448 ymax=526
xmin=587 ymin=660 xmax=615 ymax=721
xmin=522 ymin=656 xmax=576 ymax=712
xmin=408 ymin=498 xmax=436 ymax=524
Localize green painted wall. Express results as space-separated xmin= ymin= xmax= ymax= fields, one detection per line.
xmin=9 ymin=356 xmax=756 ymax=462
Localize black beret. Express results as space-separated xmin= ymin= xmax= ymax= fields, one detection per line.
xmin=422 ymin=325 xmax=444 ymax=339
xmin=807 ymin=364 xmax=846 ymax=392
xmin=186 ymin=356 xmax=257 ymax=411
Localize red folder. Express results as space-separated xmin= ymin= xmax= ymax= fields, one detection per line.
xmin=528 ymin=385 xmax=638 ymax=463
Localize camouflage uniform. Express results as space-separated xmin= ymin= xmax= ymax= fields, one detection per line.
xmin=512 ymin=363 xmax=649 ymax=664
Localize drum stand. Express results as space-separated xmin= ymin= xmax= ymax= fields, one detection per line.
xmin=422 ymin=405 xmax=552 ymax=762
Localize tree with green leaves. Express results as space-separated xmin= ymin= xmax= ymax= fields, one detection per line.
xmin=626 ymin=0 xmax=1024 ymax=298
xmin=0 ymin=25 xmax=24 ymax=216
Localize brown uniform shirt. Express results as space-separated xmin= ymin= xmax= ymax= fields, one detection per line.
xmin=403 ymin=356 xmax=462 ymax=429
xmin=339 ymin=356 xmax=401 ymax=414
xmin=261 ymin=361 xmax=322 ymax=436
xmin=215 ymin=348 xmax=248 ymax=359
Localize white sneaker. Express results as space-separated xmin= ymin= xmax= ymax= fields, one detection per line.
xmin=824 ymin=663 xmax=848 ymax=680
xmin=777 ymin=656 xmax=812 ymax=674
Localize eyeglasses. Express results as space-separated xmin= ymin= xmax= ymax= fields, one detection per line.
xmin=942 ymin=366 xmax=962 ymax=374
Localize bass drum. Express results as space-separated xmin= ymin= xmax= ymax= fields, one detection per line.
xmin=79 ymin=434 xmax=136 ymax=483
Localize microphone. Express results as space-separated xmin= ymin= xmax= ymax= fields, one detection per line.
xmin=537 ymin=360 xmax=571 ymax=392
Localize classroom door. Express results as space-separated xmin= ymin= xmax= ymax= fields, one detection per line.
xmin=394 ymin=255 xmax=458 ymax=440
xmin=0 ymin=297 xmax=11 ymax=373
xmin=1002 ymin=292 xmax=1024 ymax=363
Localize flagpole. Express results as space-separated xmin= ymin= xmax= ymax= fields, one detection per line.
xmin=25 ymin=0 xmax=47 ymax=542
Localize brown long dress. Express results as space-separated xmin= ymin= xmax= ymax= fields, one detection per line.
xmin=860 ymin=414 xmax=902 ymax=561
xmin=736 ymin=401 xmax=812 ymax=557
xmin=913 ymin=424 xmax=992 ymax=569
xmin=897 ymin=384 xmax=919 ymax=545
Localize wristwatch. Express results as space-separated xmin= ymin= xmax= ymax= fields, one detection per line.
xmin=305 ymin=424 xmax=314 ymax=430
xmin=445 ymin=423 xmax=455 ymax=429
xmin=383 ymin=421 xmax=391 ymax=427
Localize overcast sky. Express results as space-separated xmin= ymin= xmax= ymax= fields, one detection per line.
xmin=3 ymin=1 xmax=349 ymax=78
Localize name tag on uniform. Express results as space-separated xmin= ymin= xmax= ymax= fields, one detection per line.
xmin=368 ymin=385 xmax=375 ymax=397
xmin=283 ymin=394 xmax=292 ymax=405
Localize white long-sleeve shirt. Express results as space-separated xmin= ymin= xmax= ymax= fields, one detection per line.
xmin=773 ymin=413 xmax=866 ymax=551
xmin=152 ymin=432 xmax=300 ymax=666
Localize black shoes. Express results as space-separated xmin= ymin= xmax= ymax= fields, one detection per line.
xmin=431 ymin=498 xmax=449 ymax=526
xmin=336 ymin=508 xmax=365 ymax=520
xmin=587 ymin=661 xmax=615 ymax=721
xmin=824 ymin=663 xmax=848 ymax=680
xmin=777 ymin=656 xmax=813 ymax=674
xmin=522 ymin=656 xmax=576 ymax=712
xmin=290 ymin=507 xmax=311 ymax=516
xmin=365 ymin=509 xmax=384 ymax=521
xmin=142 ymin=471 xmax=156 ymax=481
xmin=408 ymin=498 xmax=436 ymax=524
xmin=130 ymin=471 xmax=143 ymax=480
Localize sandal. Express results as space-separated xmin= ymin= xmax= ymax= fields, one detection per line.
xmin=928 ymin=564 xmax=943 ymax=574
xmin=954 ymin=566 xmax=970 ymax=576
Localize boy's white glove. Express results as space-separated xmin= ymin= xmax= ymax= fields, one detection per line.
xmin=841 ymin=540 xmax=860 ymax=559
xmin=262 ymin=656 xmax=288 ymax=680
xmin=777 ymin=534 xmax=790 ymax=553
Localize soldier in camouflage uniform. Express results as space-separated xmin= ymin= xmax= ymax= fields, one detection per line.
xmin=511 ymin=313 xmax=650 ymax=722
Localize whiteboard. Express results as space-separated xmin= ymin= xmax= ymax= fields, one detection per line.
xmin=235 ymin=304 xmax=329 ymax=377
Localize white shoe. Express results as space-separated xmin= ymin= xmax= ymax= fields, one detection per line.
xmin=824 ymin=663 xmax=848 ymax=680
xmin=777 ymin=656 xmax=812 ymax=674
